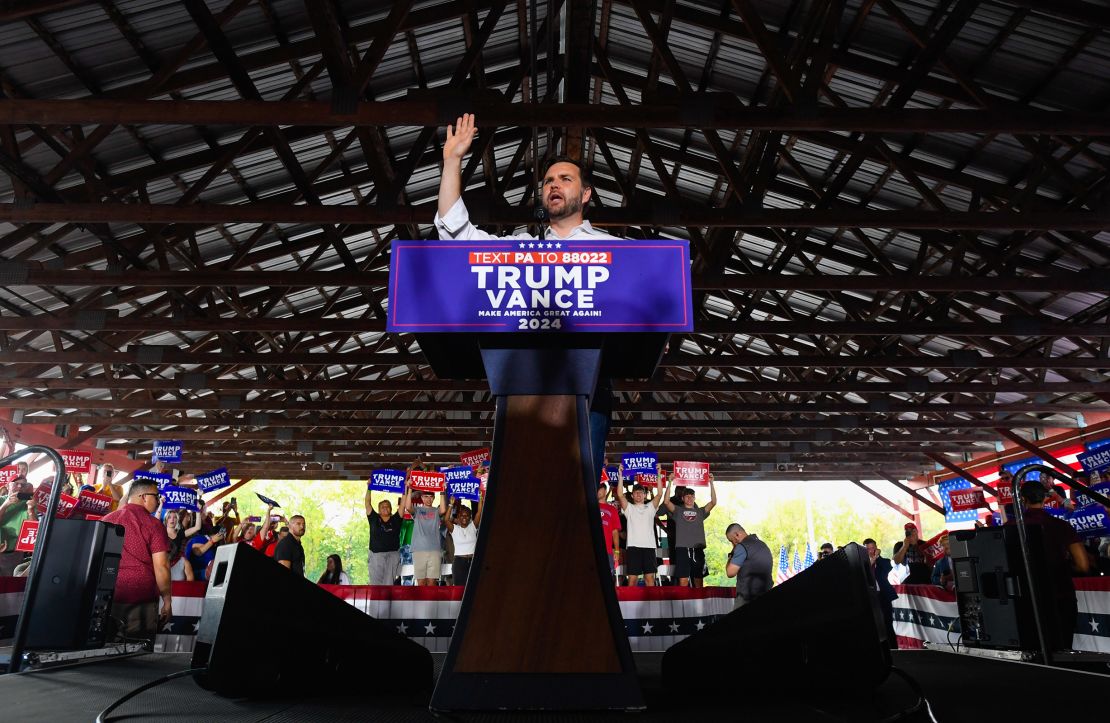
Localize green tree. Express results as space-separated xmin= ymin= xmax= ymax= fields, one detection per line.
xmin=700 ymin=484 xmax=945 ymax=587
xmin=231 ymin=479 xmax=371 ymax=583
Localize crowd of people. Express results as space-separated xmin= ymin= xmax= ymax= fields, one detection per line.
xmin=3 ymin=447 xmax=1109 ymax=654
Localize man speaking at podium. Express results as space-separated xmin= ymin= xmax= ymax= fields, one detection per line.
xmin=433 ymin=113 xmax=618 ymax=483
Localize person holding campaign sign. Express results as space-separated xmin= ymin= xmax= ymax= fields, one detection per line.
xmin=435 ymin=114 xmax=621 ymax=487
xmin=445 ymin=490 xmax=484 ymax=586
xmin=93 ymin=463 xmax=126 ymax=513
xmin=401 ymin=462 xmax=447 ymax=586
xmin=163 ymin=509 xmax=196 ymax=582
xmin=614 ymin=465 xmax=666 ymax=587
xmin=365 ymin=471 xmax=405 ymax=585
xmin=660 ymin=472 xmax=717 ymax=588
xmin=0 ymin=479 xmax=36 ymax=575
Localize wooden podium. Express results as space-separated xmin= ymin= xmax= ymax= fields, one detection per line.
xmin=388 ymin=240 xmax=691 ymax=711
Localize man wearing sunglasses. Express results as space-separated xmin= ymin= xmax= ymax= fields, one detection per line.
xmin=101 ymin=479 xmax=173 ymax=647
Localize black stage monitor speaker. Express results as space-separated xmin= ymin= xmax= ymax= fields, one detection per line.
xmin=949 ymin=525 xmax=1061 ymax=650
xmin=23 ymin=519 xmax=124 ymax=650
xmin=662 ymin=542 xmax=891 ymax=690
xmin=192 ymin=542 xmax=433 ymax=696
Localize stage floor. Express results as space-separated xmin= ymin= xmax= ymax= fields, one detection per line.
xmin=1 ymin=649 xmax=1107 ymax=721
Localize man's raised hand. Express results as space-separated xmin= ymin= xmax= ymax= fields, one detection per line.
xmin=443 ymin=113 xmax=477 ymax=164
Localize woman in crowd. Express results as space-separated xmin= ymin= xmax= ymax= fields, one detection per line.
xmin=317 ymin=554 xmax=350 ymax=585
xmin=163 ymin=509 xmax=195 ymax=582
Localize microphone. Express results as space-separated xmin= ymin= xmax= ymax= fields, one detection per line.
xmin=533 ymin=205 xmax=548 ymax=222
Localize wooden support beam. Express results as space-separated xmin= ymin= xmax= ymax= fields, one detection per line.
xmin=0 ymin=347 xmax=1103 ymax=372
xmin=21 ymin=414 xmax=1050 ymax=431
xmin=878 ymin=472 xmax=946 ymax=515
xmin=994 ymin=428 xmax=1078 ymax=478
xmin=1 ymin=397 xmax=1095 ymax=415
xmin=0 ymin=315 xmax=1107 ymax=338
xmin=1 ymin=374 xmax=1108 ymax=394
xmin=3 ymin=267 xmax=1106 ymax=293
xmin=0 ymin=99 xmax=1107 ymax=133
xmin=0 ymin=201 xmax=1106 ymax=230
xmin=0 ymin=411 xmax=139 ymax=472
xmin=851 ymin=480 xmax=915 ymax=519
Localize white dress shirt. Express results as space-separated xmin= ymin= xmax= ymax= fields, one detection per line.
xmin=433 ymin=197 xmax=619 ymax=241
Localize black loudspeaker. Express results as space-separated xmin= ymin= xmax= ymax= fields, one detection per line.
xmin=23 ymin=519 xmax=124 ymax=650
xmin=949 ymin=526 xmax=1061 ymax=650
xmin=662 ymin=542 xmax=891 ymax=690
xmin=192 ymin=542 xmax=433 ymax=696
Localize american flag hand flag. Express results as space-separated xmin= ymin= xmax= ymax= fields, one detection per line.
xmin=792 ymin=549 xmax=802 ymax=575
xmin=803 ymin=542 xmax=815 ymax=570
xmin=939 ymin=477 xmax=978 ymax=524
xmin=775 ymin=545 xmax=793 ymax=584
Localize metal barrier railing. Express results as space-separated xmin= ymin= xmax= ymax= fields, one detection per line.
xmin=1 ymin=445 xmax=67 ymax=674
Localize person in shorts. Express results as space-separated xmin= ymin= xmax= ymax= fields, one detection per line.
xmin=401 ymin=480 xmax=446 ymax=586
xmin=661 ymin=476 xmax=717 ymax=587
xmin=614 ymin=465 xmax=666 ymax=586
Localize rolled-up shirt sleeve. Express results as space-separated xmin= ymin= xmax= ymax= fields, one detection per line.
xmin=433 ymin=197 xmax=497 ymax=240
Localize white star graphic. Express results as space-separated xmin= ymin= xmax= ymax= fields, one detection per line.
xmin=555 ymin=243 xmax=561 ymax=249
xmin=668 ymin=621 xmax=680 ymax=633
xmin=641 ymin=622 xmax=653 ymax=634
xmin=1090 ymin=617 xmax=1100 ymax=633
xmin=162 ymin=621 xmax=173 ymax=632
xmin=396 ymin=622 xmax=408 ymax=634
xmin=695 ymin=619 xmax=705 ymax=631
xmin=518 ymin=242 xmax=526 ymax=249
xmin=528 ymin=243 xmax=535 ymax=249
xmin=424 ymin=622 xmax=436 ymax=634
xmin=191 ymin=622 xmax=199 ymax=632
xmin=930 ymin=615 xmax=938 ymax=626
xmin=546 ymin=242 xmax=553 ymax=249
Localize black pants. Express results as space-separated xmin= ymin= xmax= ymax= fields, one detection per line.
xmin=453 ymin=555 xmax=473 ymax=586
xmin=879 ymin=598 xmax=897 ymax=649
xmin=1056 ymin=595 xmax=1078 ymax=650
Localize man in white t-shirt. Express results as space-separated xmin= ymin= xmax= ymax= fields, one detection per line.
xmin=614 ymin=465 xmax=666 ymax=586
xmin=445 ymin=492 xmax=484 ymax=586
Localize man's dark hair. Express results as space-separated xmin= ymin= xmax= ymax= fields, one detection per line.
xmin=542 ymin=155 xmax=594 ymax=192
xmin=1020 ymin=480 xmax=1047 ymax=504
xmin=290 ymin=514 xmax=305 ymax=523
xmin=129 ymin=479 xmax=158 ymax=498
xmin=820 ymin=542 xmax=834 ymax=550
xmin=862 ymin=538 xmax=876 ymax=546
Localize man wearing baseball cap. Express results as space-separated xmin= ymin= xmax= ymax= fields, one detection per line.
xmin=892 ymin=522 xmax=933 ymax=585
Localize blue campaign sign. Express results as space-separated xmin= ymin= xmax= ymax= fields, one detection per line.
xmin=387 ymin=240 xmax=693 ymax=333
xmin=196 ymin=467 xmax=231 ymax=494
xmin=1075 ymin=482 xmax=1110 ymax=508
xmin=1086 ymin=437 xmax=1110 ymax=452
xmin=1077 ymin=447 xmax=1110 ymax=474
xmin=621 ymin=452 xmax=658 ymax=477
xmin=134 ymin=470 xmax=173 ymax=491
xmin=1067 ymin=503 xmax=1110 ymax=539
xmin=604 ymin=465 xmax=622 ymax=484
xmin=447 ymin=476 xmax=482 ymax=501
xmin=153 ymin=440 xmax=184 ymax=463
xmin=161 ymin=485 xmax=199 ymax=510
xmin=370 ymin=469 xmax=406 ymax=494
xmin=440 ymin=466 xmax=474 ymax=483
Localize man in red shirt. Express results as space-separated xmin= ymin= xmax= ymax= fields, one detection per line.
xmin=597 ymin=484 xmax=622 ymax=582
xmin=101 ymin=479 xmax=172 ymax=646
